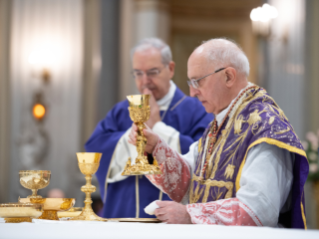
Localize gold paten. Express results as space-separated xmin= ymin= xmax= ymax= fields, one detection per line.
xmin=58 ymin=207 xmax=82 ymax=218
xmin=122 ymin=94 xmax=162 ymax=176
xmin=19 ymin=170 xmax=51 ymax=198
xmin=109 ymin=218 xmax=161 ymax=223
xmin=70 ymin=153 xmax=107 ymax=221
xmin=5 ymin=217 xmax=32 ymax=223
xmin=19 ymin=198 xmax=75 ymax=220
xmin=0 ymin=202 xmax=43 ymax=223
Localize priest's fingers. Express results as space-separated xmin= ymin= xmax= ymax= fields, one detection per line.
xmin=144 ymin=123 xmax=151 ymax=130
xmin=154 ymin=207 xmax=166 ymax=216
xmin=128 ymin=124 xmax=137 ymax=145
xmin=155 ymin=200 xmax=171 ymax=208
xmin=156 ymin=215 xmax=169 ymax=223
xmin=143 ymin=129 xmax=159 ymax=154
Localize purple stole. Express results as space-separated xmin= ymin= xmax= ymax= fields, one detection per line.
xmin=190 ymin=86 xmax=309 ymax=229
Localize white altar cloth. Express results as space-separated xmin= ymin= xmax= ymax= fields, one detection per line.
xmin=1 ymin=220 xmax=319 ymax=239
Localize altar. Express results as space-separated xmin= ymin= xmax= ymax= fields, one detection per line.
xmin=1 ymin=220 xmax=319 ymax=239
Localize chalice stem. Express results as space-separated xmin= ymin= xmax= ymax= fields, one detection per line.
xmin=83 ymin=175 xmax=94 ymax=211
xmin=31 ymin=189 xmax=38 ymax=197
xmin=136 ymin=123 xmax=147 ymax=161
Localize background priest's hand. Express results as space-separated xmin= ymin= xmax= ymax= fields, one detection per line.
xmin=154 ymin=201 xmax=192 ymax=224
xmin=128 ymin=123 xmax=159 ymax=154
xmin=143 ymin=88 xmax=161 ymax=129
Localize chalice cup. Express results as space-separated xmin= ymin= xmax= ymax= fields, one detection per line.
xmin=70 ymin=152 xmax=107 ymax=221
xmin=122 ymin=94 xmax=162 ymax=176
xmin=19 ymin=170 xmax=51 ymax=198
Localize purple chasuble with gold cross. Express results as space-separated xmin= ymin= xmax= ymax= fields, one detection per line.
xmin=190 ymin=86 xmax=308 ymax=229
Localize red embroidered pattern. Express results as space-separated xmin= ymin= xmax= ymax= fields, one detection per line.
xmin=146 ymin=138 xmax=191 ymax=202
xmin=186 ymin=198 xmax=262 ymax=226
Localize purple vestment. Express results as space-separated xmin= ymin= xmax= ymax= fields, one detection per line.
xmin=190 ymin=86 xmax=308 ymax=229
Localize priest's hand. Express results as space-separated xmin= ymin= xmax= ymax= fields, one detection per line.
xmin=154 ymin=201 xmax=192 ymax=224
xmin=143 ymin=88 xmax=161 ymax=129
xmin=128 ymin=123 xmax=159 ymax=154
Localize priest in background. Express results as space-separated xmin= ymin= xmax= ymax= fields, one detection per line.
xmin=85 ymin=38 xmax=213 ymax=218
xmin=129 ymin=38 xmax=308 ymax=228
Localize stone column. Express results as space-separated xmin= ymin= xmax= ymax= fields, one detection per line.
xmin=0 ymin=0 xmax=11 ymax=203
xmin=9 ymin=0 xmax=84 ymax=202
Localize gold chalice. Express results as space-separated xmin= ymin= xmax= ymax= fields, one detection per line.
xmin=19 ymin=198 xmax=75 ymax=220
xmin=19 ymin=170 xmax=51 ymax=198
xmin=122 ymin=94 xmax=162 ymax=176
xmin=70 ymin=152 xmax=106 ymax=221
xmin=0 ymin=202 xmax=43 ymax=223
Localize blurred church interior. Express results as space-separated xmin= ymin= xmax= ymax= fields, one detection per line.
xmin=0 ymin=0 xmax=318 ymax=228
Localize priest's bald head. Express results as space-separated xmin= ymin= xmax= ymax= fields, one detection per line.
xmin=131 ymin=38 xmax=175 ymax=100
xmin=187 ymin=38 xmax=250 ymax=115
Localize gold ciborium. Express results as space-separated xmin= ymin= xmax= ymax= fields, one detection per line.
xmin=0 ymin=202 xmax=43 ymax=223
xmin=19 ymin=198 xmax=75 ymax=220
xmin=70 ymin=152 xmax=107 ymax=221
xmin=19 ymin=170 xmax=51 ymax=198
xmin=122 ymin=94 xmax=161 ymax=176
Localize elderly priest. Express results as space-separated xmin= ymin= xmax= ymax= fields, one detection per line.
xmin=129 ymin=38 xmax=309 ymax=228
xmin=85 ymin=38 xmax=213 ymax=218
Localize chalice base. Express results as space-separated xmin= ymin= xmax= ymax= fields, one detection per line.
xmin=122 ymin=164 xmax=162 ymax=176
xmin=70 ymin=208 xmax=107 ymax=221
xmin=5 ymin=217 xmax=32 ymax=223
xmin=39 ymin=210 xmax=59 ymax=220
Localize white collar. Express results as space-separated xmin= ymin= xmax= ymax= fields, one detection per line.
xmin=157 ymin=80 xmax=176 ymax=110
xmin=216 ymin=82 xmax=254 ymax=126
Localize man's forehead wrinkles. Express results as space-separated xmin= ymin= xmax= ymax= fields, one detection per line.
xmin=133 ymin=66 xmax=162 ymax=71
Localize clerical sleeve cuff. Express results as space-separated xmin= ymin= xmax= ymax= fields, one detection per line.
xmin=152 ymin=137 xmax=169 ymax=165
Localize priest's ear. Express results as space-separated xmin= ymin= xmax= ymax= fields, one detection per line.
xmin=224 ymin=67 xmax=236 ymax=88
xmin=168 ymin=61 xmax=176 ymax=79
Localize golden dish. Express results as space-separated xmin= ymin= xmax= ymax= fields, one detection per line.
xmin=57 ymin=207 xmax=82 ymax=218
xmin=19 ymin=198 xmax=75 ymax=220
xmin=109 ymin=218 xmax=161 ymax=223
xmin=0 ymin=202 xmax=43 ymax=223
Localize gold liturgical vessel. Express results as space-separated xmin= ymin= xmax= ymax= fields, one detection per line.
xmin=122 ymin=94 xmax=161 ymax=176
xmin=19 ymin=170 xmax=76 ymax=220
xmin=70 ymin=152 xmax=107 ymax=221
xmin=0 ymin=202 xmax=43 ymax=223
xmin=19 ymin=170 xmax=51 ymax=198
xmin=19 ymin=198 xmax=75 ymax=220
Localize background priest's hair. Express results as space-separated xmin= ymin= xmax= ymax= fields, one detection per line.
xmin=131 ymin=37 xmax=173 ymax=66
xmin=201 ymin=38 xmax=250 ymax=77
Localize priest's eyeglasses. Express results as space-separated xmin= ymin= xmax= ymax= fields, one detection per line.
xmin=187 ymin=67 xmax=226 ymax=89
xmin=132 ymin=67 xmax=165 ymax=79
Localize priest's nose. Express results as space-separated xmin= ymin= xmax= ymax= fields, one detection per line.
xmin=189 ymin=85 xmax=199 ymax=97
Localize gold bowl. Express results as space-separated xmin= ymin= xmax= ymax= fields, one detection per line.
xmin=19 ymin=198 xmax=75 ymax=220
xmin=19 ymin=170 xmax=51 ymax=198
xmin=127 ymin=94 xmax=150 ymax=123
xmin=0 ymin=202 xmax=43 ymax=223
xmin=58 ymin=207 xmax=82 ymax=218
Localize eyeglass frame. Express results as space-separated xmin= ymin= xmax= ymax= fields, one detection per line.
xmin=187 ymin=67 xmax=226 ymax=89
xmin=132 ymin=66 xmax=167 ymax=79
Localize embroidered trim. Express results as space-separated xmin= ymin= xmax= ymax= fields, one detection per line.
xmin=235 ymin=137 xmax=308 ymax=192
xmin=159 ymin=191 xmax=163 ymax=201
xmin=170 ymin=95 xmax=187 ymax=111
xmin=301 ymin=191 xmax=307 ymax=229
xmin=135 ymin=176 xmax=139 ymax=218
xmin=103 ymin=140 xmax=121 ymax=202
